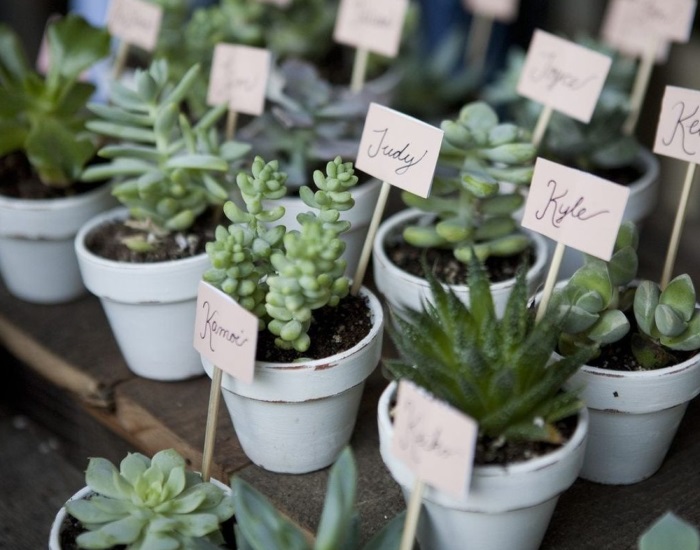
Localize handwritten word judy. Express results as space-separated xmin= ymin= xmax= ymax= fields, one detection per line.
xmin=535 ymin=179 xmax=609 ymax=228
xmin=529 ymin=52 xmax=597 ymax=92
xmin=199 ymin=301 xmax=249 ymax=352
xmin=661 ymin=101 xmax=700 ymax=156
xmin=367 ymin=128 xmax=427 ymax=175
xmin=397 ymin=399 xmax=460 ymax=464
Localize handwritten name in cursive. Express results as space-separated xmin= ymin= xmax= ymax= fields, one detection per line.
xmin=529 ymin=51 xmax=598 ymax=92
xmin=199 ymin=301 xmax=249 ymax=352
xmin=661 ymin=101 xmax=700 ymax=156
xmin=534 ymin=179 xmax=609 ymax=228
xmin=367 ymin=128 xmax=427 ymax=175
xmin=397 ymin=399 xmax=459 ymax=465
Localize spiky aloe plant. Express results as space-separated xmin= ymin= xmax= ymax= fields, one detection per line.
xmin=385 ymin=255 xmax=594 ymax=444
xmin=64 ymin=448 xmax=235 ymax=549
xmin=400 ymin=101 xmax=537 ymax=264
xmin=80 ymin=59 xmax=251 ymax=251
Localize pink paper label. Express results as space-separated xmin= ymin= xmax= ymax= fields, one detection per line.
xmin=463 ymin=0 xmax=519 ymax=23
xmin=516 ymin=29 xmax=612 ymax=123
xmin=194 ymin=281 xmax=258 ymax=384
xmin=207 ymin=44 xmax=271 ymax=116
xmin=333 ymin=0 xmax=409 ymax=57
xmin=107 ymin=0 xmax=163 ymax=52
xmin=653 ymin=85 xmax=700 ymax=163
xmin=355 ymin=103 xmax=443 ymax=198
xmin=521 ymin=158 xmax=630 ymax=260
xmin=601 ymin=0 xmax=671 ymax=61
xmin=392 ymin=380 xmax=478 ymax=499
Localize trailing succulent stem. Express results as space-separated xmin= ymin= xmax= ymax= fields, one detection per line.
xmin=385 ymin=255 xmax=594 ymax=445
xmin=401 ymin=101 xmax=536 ymax=263
xmin=204 ymin=156 xmax=357 ymax=352
xmin=81 ymin=59 xmax=250 ymax=251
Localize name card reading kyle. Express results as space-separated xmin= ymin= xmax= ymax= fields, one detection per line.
xmin=107 ymin=0 xmax=163 ymax=52
xmin=517 ymin=29 xmax=612 ymax=123
xmin=653 ymin=85 xmax=700 ymax=163
xmin=207 ymin=44 xmax=271 ymax=116
xmin=194 ymin=281 xmax=258 ymax=384
xmin=333 ymin=0 xmax=409 ymax=58
xmin=522 ymin=158 xmax=629 ymax=261
xmin=392 ymin=380 xmax=478 ymax=499
xmin=462 ymin=0 xmax=519 ymax=23
xmin=356 ymin=103 xmax=443 ymax=198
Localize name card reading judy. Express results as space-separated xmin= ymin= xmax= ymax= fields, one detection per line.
xmin=356 ymin=103 xmax=443 ymax=198
xmin=392 ymin=380 xmax=478 ymax=499
xmin=522 ymin=158 xmax=630 ymax=261
xmin=653 ymin=85 xmax=700 ymax=163
xmin=207 ymin=44 xmax=271 ymax=116
xmin=462 ymin=0 xmax=519 ymax=23
xmin=517 ymin=29 xmax=612 ymax=123
xmin=333 ymin=0 xmax=409 ymax=58
xmin=194 ymin=281 xmax=258 ymax=383
xmin=108 ymin=0 xmax=163 ymax=52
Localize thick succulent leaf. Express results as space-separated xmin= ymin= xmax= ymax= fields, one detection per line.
xmin=165 ymin=154 xmax=228 ymax=171
xmin=458 ymin=101 xmax=499 ymax=132
xmin=314 ymin=448 xmax=357 ymax=550
xmin=461 ymin=171 xmax=499 ymax=197
xmin=478 ymin=143 xmax=537 ymax=164
xmin=587 ymin=309 xmax=630 ymax=344
xmin=171 ymin=513 xmax=221 ymax=538
xmin=76 ymin=515 xmax=146 ymax=549
xmin=631 ymin=333 xmax=676 ymax=370
xmin=639 ymin=512 xmax=700 ymax=550
xmin=119 ymin=452 xmax=151 ymax=485
xmin=569 ymin=262 xmax=613 ymax=306
xmin=402 ymin=225 xmax=447 ymax=248
xmin=634 ymin=281 xmax=660 ymax=336
xmin=86 ymin=457 xmax=134 ymax=500
xmin=660 ymin=314 xmax=700 ymax=351
xmin=131 ymin=531 xmax=180 ymax=550
xmin=435 ymin=218 xmax=473 ymax=242
xmin=0 ymin=24 xmax=30 ymax=84
xmin=655 ymin=304 xmax=687 ymax=337
xmin=47 ymin=14 xmax=110 ymax=85
xmin=0 ymin=119 xmax=28 ymax=157
xmin=64 ymin=498 xmax=128 ymax=524
xmin=607 ymin=246 xmax=638 ymax=287
xmin=615 ymin=220 xmax=639 ymax=250
xmin=660 ymin=274 xmax=696 ymax=322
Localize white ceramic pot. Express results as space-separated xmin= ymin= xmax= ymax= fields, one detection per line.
xmin=49 ymin=478 xmax=230 ymax=549
xmin=372 ymin=208 xmax=549 ymax=317
xmin=378 ymin=381 xmax=587 ymax=550
xmin=0 ymin=184 xmax=115 ymax=304
xmin=378 ymin=381 xmax=588 ymax=550
xmin=202 ymin=286 xmax=383 ymax=474
xmin=565 ymin=351 xmax=700 ymax=485
xmin=268 ymin=177 xmax=382 ymax=277
xmin=550 ymin=147 xmax=660 ymax=279
xmin=75 ymin=207 xmax=208 ymax=381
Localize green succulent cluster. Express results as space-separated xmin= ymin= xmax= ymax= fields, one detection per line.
xmin=64 ymin=448 xmax=235 ymax=549
xmin=385 ymin=256 xmax=594 ymax=444
xmin=204 ymin=155 xmax=357 ymax=352
xmin=233 ymin=447 xmax=405 ymax=550
xmin=0 ymin=14 xmax=110 ymax=188
xmin=483 ymin=36 xmax=640 ymax=172
xmin=401 ymin=101 xmax=536 ymax=263
xmin=81 ymin=59 xmax=251 ymax=251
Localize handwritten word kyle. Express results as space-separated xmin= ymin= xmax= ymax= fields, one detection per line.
xmin=534 ymin=179 xmax=609 ymax=228
xmin=397 ymin=399 xmax=459 ymax=464
xmin=367 ymin=128 xmax=427 ymax=175
xmin=661 ymin=101 xmax=700 ymax=156
xmin=199 ymin=301 xmax=249 ymax=352
xmin=529 ymin=52 xmax=597 ymax=92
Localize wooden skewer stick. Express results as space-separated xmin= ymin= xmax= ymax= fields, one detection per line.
xmin=466 ymin=14 xmax=493 ymax=76
xmin=112 ymin=41 xmax=130 ymax=81
xmin=226 ymin=109 xmax=239 ymax=141
xmin=351 ymin=48 xmax=370 ymax=93
xmin=399 ymin=479 xmax=425 ymax=550
xmin=536 ymin=240 xmax=566 ymax=323
xmin=622 ymin=37 xmax=658 ymax=137
xmin=532 ymin=106 xmax=553 ymax=149
xmin=201 ymin=366 xmax=223 ymax=482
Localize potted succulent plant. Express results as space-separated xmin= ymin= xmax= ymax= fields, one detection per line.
xmin=547 ymin=222 xmax=700 ymax=484
xmin=0 ymin=14 xmax=114 ymax=304
xmin=372 ymin=100 xmax=549 ymax=316
xmin=74 ymin=59 xmax=250 ymax=381
xmin=482 ymin=37 xmax=660 ymax=277
xmin=49 ymin=448 xmax=236 ymax=549
xmin=378 ymin=256 xmax=594 ymax=550
xmin=200 ymin=155 xmax=384 ymax=474
xmin=232 ymin=447 xmax=406 ymax=549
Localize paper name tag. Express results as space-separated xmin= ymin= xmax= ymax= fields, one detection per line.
xmin=601 ymin=0 xmax=673 ymax=61
xmin=653 ymin=85 xmax=700 ymax=163
xmin=522 ymin=158 xmax=629 ymax=260
xmin=107 ymin=0 xmax=163 ymax=52
xmin=356 ymin=103 xmax=443 ymax=198
xmin=392 ymin=380 xmax=478 ymax=499
xmin=207 ymin=44 xmax=271 ymax=116
xmin=256 ymin=0 xmax=292 ymax=6
xmin=194 ymin=281 xmax=258 ymax=383
xmin=333 ymin=0 xmax=409 ymax=58
xmin=462 ymin=0 xmax=519 ymax=23
xmin=516 ymin=29 xmax=612 ymax=123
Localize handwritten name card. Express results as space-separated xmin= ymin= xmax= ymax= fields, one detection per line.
xmin=356 ymin=103 xmax=443 ymax=198
xmin=522 ymin=158 xmax=629 ymax=260
xmin=601 ymin=0 xmax=673 ymax=62
xmin=653 ymin=85 xmax=700 ymax=163
xmin=462 ymin=0 xmax=519 ymax=23
xmin=517 ymin=29 xmax=612 ymax=123
xmin=107 ymin=0 xmax=163 ymax=52
xmin=392 ymin=380 xmax=478 ymax=499
xmin=333 ymin=0 xmax=409 ymax=58
xmin=194 ymin=281 xmax=258 ymax=383
xmin=207 ymin=44 xmax=271 ymax=116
